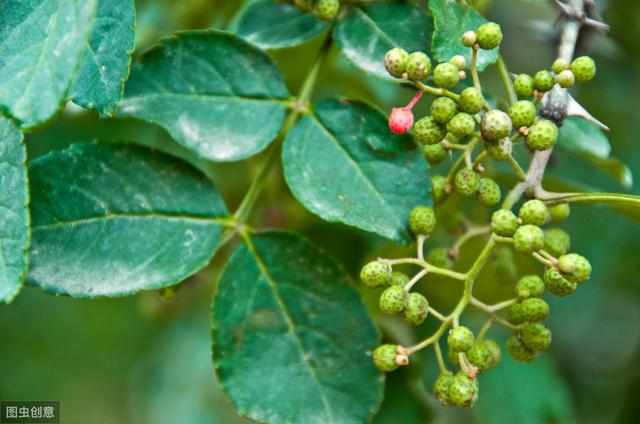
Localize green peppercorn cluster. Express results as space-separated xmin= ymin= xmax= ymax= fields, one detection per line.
xmin=370 ymin=20 xmax=599 ymax=409
xmin=293 ymin=0 xmax=340 ymax=20
xmin=486 ymin=200 xmax=592 ymax=361
xmin=361 ymin=206 xmax=436 ymax=331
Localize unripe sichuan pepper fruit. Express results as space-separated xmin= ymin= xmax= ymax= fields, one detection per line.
xmin=367 ymin=20 xmax=603 ymax=411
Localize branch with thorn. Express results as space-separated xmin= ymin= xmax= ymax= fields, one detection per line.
xmin=502 ymin=0 xmax=609 ymax=209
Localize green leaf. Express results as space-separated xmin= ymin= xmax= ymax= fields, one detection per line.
xmin=235 ymin=0 xmax=329 ymax=50
xmin=477 ymin=355 xmax=574 ymax=424
xmin=28 ymin=142 xmax=229 ymax=298
xmin=429 ymin=0 xmax=498 ymax=71
xmin=333 ymin=3 xmax=433 ymax=79
xmin=282 ymin=98 xmax=431 ymax=243
xmin=0 ymin=0 xmax=97 ymax=128
xmin=212 ymin=231 xmax=383 ymax=424
xmin=558 ymin=117 xmax=611 ymax=159
xmin=557 ymin=117 xmax=632 ymax=188
xmin=118 ymin=30 xmax=290 ymax=162
xmin=0 ymin=118 xmax=29 ymax=303
xmin=581 ymin=155 xmax=633 ymax=189
xmin=70 ymin=0 xmax=136 ymax=115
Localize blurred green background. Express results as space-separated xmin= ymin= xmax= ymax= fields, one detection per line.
xmin=2 ymin=0 xmax=640 ymax=423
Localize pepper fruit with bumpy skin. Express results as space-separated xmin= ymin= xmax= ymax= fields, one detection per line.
xmin=526 ymin=119 xmax=558 ymax=151
xmin=544 ymin=268 xmax=577 ymax=297
xmin=448 ymin=372 xmax=479 ymax=407
xmin=491 ymin=210 xmax=518 ymax=236
xmin=477 ymin=178 xmax=501 ymax=207
xmin=557 ymin=253 xmax=591 ymax=283
xmin=506 ymin=336 xmax=536 ymax=362
xmin=448 ymin=112 xmax=475 ymax=137
xmin=434 ymin=63 xmax=460 ymax=88
xmin=509 ymin=100 xmax=537 ymax=128
xmin=373 ymin=344 xmax=400 ymax=371
xmin=402 ymin=292 xmax=429 ymax=326
xmin=476 ymin=22 xmax=502 ymax=50
xmin=406 ymin=52 xmax=431 ymax=81
xmin=481 ymin=110 xmax=512 ymax=141
xmin=380 ymin=286 xmax=407 ymax=314
xmin=409 ymin=206 xmax=436 ymax=235
xmin=360 ymin=261 xmax=391 ymax=287
xmin=447 ymin=326 xmax=475 ymax=352
xmin=514 ymin=73 xmax=535 ymax=98
xmin=514 ymin=225 xmax=545 ymax=254
xmin=458 ymin=87 xmax=484 ymax=114
xmin=534 ymin=70 xmax=554 ymax=92
xmin=414 ymin=116 xmax=445 ymax=145
xmin=454 ymin=168 xmax=481 ymax=196
xmin=384 ymin=48 xmax=409 ymax=78
xmin=516 ymin=275 xmax=545 ymax=298
xmin=519 ymin=199 xmax=549 ymax=226
xmin=431 ymin=97 xmax=458 ymax=124
xmin=570 ymin=56 xmax=596 ymax=83
xmin=424 ymin=143 xmax=447 ymax=165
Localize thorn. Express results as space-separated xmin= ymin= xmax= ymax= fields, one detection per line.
xmin=566 ymin=95 xmax=609 ymax=131
xmin=583 ymin=17 xmax=609 ymax=32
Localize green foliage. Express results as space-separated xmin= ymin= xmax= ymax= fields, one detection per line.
xmin=0 ymin=0 xmax=97 ymax=128
xmin=70 ymin=0 xmax=136 ymax=115
xmin=118 ymin=31 xmax=290 ymax=162
xmin=1 ymin=0 xmax=640 ymax=423
xmin=429 ymin=0 xmax=499 ymax=71
xmin=212 ymin=231 xmax=383 ymax=424
xmin=557 ymin=117 xmax=633 ymax=187
xmin=334 ymin=3 xmax=432 ymax=79
xmin=235 ymin=0 xmax=329 ymax=50
xmin=0 ymin=118 xmax=29 ymax=303
xmin=282 ymin=99 xmax=430 ymax=243
xmin=28 ymin=142 xmax=228 ymax=297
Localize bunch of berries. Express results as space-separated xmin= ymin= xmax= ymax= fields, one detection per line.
xmin=364 ymin=19 xmax=597 ymax=409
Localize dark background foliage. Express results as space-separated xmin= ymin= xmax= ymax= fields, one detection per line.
xmin=1 ymin=0 xmax=639 ymax=423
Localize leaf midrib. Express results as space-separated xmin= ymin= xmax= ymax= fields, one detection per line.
xmin=32 ymin=212 xmax=229 ymax=231
xmin=242 ymin=234 xmax=336 ymax=423
xmin=120 ymin=92 xmax=290 ymax=105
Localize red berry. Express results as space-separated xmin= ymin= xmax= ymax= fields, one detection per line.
xmin=389 ymin=107 xmax=414 ymax=134
xmin=388 ymin=91 xmax=423 ymax=135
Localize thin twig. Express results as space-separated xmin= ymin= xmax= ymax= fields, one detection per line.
xmin=429 ymin=307 xmax=447 ymax=321
xmin=405 ymin=268 xmax=429 ymax=291
xmin=417 ymin=235 xmax=427 ymax=261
